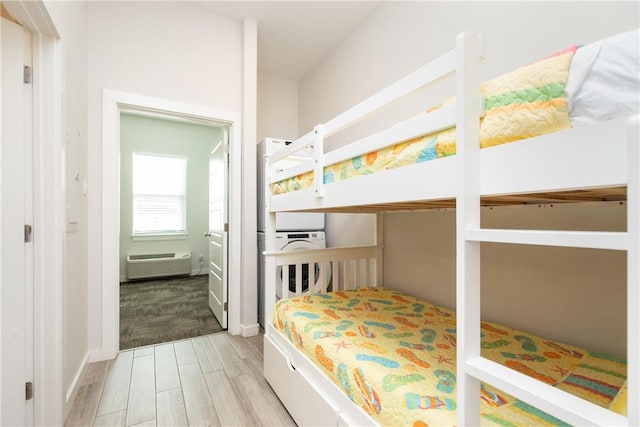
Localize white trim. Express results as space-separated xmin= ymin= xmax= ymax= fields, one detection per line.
xmin=101 ymin=89 xmax=241 ymax=359
xmin=63 ymin=351 xmax=90 ymax=416
xmin=0 ymin=5 xmax=63 ymax=424
xmin=88 ymin=348 xmax=111 ymax=364
xmin=1 ymin=1 xmax=58 ymax=38
xmin=228 ymin=113 xmax=242 ymax=336
xmin=27 ymin=6 xmax=64 ymax=426
xmin=241 ymin=19 xmax=258 ymax=335
xmin=240 ymin=323 xmax=260 ymax=337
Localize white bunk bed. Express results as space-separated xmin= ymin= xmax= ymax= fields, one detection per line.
xmin=262 ymin=31 xmax=638 ymax=426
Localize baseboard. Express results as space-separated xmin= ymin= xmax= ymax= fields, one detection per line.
xmin=240 ymin=322 xmax=260 ymax=337
xmin=64 ymin=351 xmax=90 ymax=420
xmin=89 ymin=347 xmax=117 ymax=363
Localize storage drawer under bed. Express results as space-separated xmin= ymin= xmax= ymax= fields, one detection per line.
xmin=264 ymin=334 xmax=338 ymax=426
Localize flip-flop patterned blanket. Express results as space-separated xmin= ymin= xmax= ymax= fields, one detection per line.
xmin=273 ymin=288 xmax=627 ymax=426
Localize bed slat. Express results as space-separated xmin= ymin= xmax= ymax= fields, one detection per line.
xmin=321 ymin=49 xmax=457 ymax=140
xmin=322 ymin=105 xmax=456 ymax=168
xmin=281 ymin=264 xmax=289 ymax=303
xmin=467 ymin=229 xmax=627 ymax=250
xmin=343 ymin=260 xmax=351 ymax=290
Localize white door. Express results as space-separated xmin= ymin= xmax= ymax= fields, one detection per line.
xmin=1 ymin=16 xmax=32 ymax=426
xmin=207 ymin=129 xmax=228 ymax=328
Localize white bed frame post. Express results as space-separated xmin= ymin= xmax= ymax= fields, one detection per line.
xmin=454 ymin=32 xmax=637 ymax=425
xmin=455 ymin=31 xmax=483 ymax=427
xmin=375 ymin=213 xmax=384 ymax=286
xmin=313 ymin=124 xmax=325 ymax=198
xmin=627 ymin=116 xmax=639 ymax=426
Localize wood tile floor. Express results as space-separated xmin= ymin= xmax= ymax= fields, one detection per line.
xmin=64 ymin=332 xmax=296 ymax=427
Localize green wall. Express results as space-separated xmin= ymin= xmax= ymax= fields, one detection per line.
xmin=119 ymin=112 xmax=222 ymax=280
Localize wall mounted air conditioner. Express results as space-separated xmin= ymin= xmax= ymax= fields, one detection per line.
xmin=125 ymin=252 xmax=191 ymax=280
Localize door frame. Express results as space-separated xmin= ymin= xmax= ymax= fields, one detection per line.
xmin=2 ymin=1 xmax=63 ymax=425
xmin=100 ymin=89 xmax=241 ymax=359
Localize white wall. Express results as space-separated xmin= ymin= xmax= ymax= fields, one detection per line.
xmin=119 ymin=113 xmax=219 ymax=280
xmin=42 ymin=0 xmax=89 ymax=415
xmin=257 ymin=71 xmax=298 ymax=142
xmin=298 ymin=1 xmax=639 ymax=357
xmin=86 ymin=1 xmax=243 ymax=353
xmin=256 ymin=71 xmax=376 ymax=247
xmin=300 ymin=2 xmax=639 ymax=138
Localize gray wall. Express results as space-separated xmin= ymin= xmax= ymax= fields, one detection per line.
xmin=119 ymin=112 xmax=221 ymax=280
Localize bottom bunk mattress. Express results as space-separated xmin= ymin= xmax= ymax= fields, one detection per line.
xmin=273 ymin=287 xmax=627 ymax=426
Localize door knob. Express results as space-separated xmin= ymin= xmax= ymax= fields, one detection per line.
xmin=204 ymin=232 xmax=212 ymax=237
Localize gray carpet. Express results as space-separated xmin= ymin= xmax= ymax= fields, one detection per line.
xmin=119 ymin=274 xmax=223 ymax=350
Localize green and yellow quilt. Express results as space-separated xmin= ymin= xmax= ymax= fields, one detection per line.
xmin=272 ymin=46 xmax=577 ymax=196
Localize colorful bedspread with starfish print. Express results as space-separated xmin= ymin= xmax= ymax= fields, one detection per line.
xmin=273 ymin=287 xmax=627 ymax=426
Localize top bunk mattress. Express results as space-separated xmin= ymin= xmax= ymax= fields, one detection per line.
xmin=273 ymin=287 xmax=628 ymax=426
xmin=272 ymin=29 xmax=639 ymax=196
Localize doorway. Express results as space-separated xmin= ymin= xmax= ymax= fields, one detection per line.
xmin=101 ymin=90 xmax=241 ymax=359
xmin=118 ymin=111 xmax=226 ymax=349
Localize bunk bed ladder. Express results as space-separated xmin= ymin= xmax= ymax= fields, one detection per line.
xmin=456 ymin=31 xmax=638 ymax=426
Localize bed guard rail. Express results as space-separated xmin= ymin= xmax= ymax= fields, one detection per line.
xmin=266 ymin=32 xmax=484 ymax=200
xmin=263 ymin=245 xmax=384 ymax=327
xmin=264 ymin=245 xmax=383 ymax=295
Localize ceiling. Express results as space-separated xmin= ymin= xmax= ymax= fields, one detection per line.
xmin=188 ymin=1 xmax=382 ymax=80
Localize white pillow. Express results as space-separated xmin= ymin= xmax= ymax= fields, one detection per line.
xmin=566 ymin=29 xmax=640 ymax=127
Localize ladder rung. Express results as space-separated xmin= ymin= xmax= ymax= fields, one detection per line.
xmin=465 ymin=356 xmax=628 ymax=426
xmin=466 ymin=228 xmax=627 ymax=250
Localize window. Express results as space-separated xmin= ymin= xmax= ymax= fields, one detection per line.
xmin=132 ymin=153 xmax=187 ymax=235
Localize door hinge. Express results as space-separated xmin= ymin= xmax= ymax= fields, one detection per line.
xmin=24 ymin=224 xmax=32 ymax=243
xmin=25 ymin=382 xmax=33 ymax=400
xmin=223 ymin=302 xmax=228 ymax=311
xmin=23 ymin=66 xmax=32 ymax=84
xmin=224 ymin=223 xmax=228 ymax=232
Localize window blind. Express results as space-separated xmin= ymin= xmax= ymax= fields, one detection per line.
xmin=132 ymin=153 xmax=187 ymax=235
